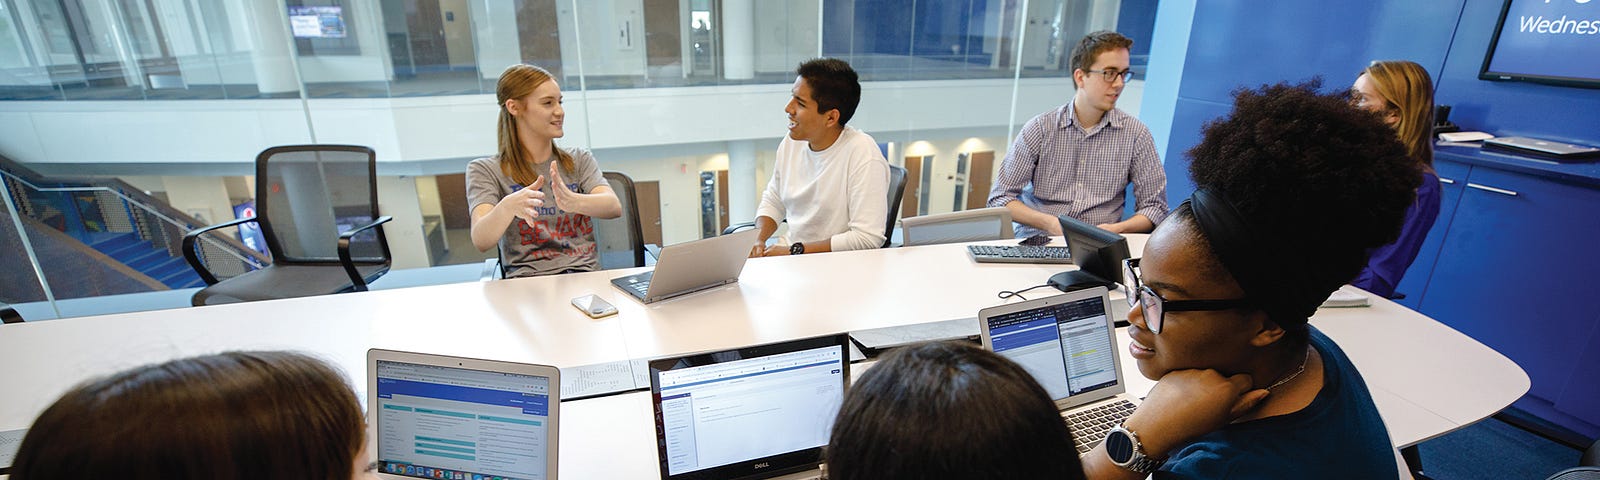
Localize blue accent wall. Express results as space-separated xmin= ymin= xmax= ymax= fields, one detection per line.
xmin=1147 ymin=1 xmax=1467 ymax=205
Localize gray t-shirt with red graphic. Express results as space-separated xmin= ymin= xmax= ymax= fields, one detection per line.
xmin=466 ymin=148 xmax=609 ymax=278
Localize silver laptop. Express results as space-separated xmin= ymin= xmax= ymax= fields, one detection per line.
xmin=368 ymin=349 xmax=561 ymax=480
xmin=612 ymin=229 xmax=760 ymax=304
xmin=648 ymin=334 xmax=850 ymax=480
xmin=978 ymin=288 xmax=1140 ymax=455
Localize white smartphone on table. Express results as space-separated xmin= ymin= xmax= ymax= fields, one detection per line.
xmin=571 ymin=294 xmax=618 ymax=318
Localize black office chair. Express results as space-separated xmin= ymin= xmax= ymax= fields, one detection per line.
xmin=595 ymin=171 xmax=647 ymax=270
xmin=183 ymin=145 xmax=392 ymax=306
xmin=0 ymin=301 xmax=22 ymax=324
xmin=482 ymin=170 xmax=646 ymax=280
xmin=724 ymin=164 xmax=908 ymax=249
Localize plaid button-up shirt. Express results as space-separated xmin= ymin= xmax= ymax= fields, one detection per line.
xmin=987 ymin=102 xmax=1167 ymax=237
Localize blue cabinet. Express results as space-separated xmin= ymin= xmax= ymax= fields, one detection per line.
xmin=1392 ymin=159 xmax=1470 ymax=309
xmin=1555 ymin=316 xmax=1600 ymax=429
xmin=1418 ymin=166 xmax=1600 ymax=405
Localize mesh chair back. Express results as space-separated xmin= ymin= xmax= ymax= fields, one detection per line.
xmin=1549 ymin=467 xmax=1600 ymax=480
xmin=901 ymin=207 xmax=1013 ymax=246
xmin=884 ymin=164 xmax=909 ymax=247
xmin=256 ymin=145 xmax=386 ymax=263
xmin=593 ymin=171 xmax=646 ymax=269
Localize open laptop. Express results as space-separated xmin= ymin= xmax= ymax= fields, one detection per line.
xmin=612 ymin=228 xmax=760 ymax=304
xmin=369 ymin=349 xmax=561 ymax=480
xmin=648 ymin=334 xmax=850 ymax=480
xmin=978 ymin=288 xmax=1139 ymax=455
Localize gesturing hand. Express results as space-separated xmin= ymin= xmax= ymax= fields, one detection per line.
xmin=502 ymin=174 xmax=548 ymax=221
xmin=549 ymin=162 xmax=580 ymax=210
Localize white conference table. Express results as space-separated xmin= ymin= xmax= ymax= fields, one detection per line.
xmin=0 ymin=235 xmax=1527 ymax=478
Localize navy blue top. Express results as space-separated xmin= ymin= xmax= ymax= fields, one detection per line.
xmin=1353 ymin=172 xmax=1442 ymax=298
xmin=1155 ymin=327 xmax=1398 ymax=479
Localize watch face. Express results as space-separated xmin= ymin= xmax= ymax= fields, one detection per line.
xmin=1104 ymin=429 xmax=1136 ymax=463
xmin=790 ymin=242 xmax=804 ymax=255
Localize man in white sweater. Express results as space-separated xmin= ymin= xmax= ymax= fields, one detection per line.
xmin=751 ymin=58 xmax=890 ymax=257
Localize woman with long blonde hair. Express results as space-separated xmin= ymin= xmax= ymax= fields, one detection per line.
xmin=1349 ymin=60 xmax=1441 ymax=298
xmin=467 ymin=64 xmax=621 ymax=277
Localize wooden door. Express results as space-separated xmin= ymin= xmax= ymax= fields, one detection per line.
xmin=407 ymin=0 xmax=450 ymax=68
xmin=643 ymin=0 xmax=681 ymax=67
xmin=966 ymin=151 xmax=994 ymax=211
xmin=635 ymin=180 xmax=663 ymax=246
xmin=435 ymin=173 xmax=471 ymax=229
xmin=515 ymin=0 xmax=563 ymax=76
xmin=902 ymin=156 xmax=921 ymax=219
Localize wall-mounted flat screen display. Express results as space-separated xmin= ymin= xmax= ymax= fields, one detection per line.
xmin=1480 ymin=0 xmax=1600 ymax=89
xmin=288 ymin=6 xmax=347 ymax=39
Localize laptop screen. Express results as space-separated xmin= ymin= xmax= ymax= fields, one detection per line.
xmin=986 ymin=295 xmax=1118 ymax=401
xmin=374 ymin=360 xmax=553 ymax=480
xmin=651 ymin=335 xmax=847 ymax=479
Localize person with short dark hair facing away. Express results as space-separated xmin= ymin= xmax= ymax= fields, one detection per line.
xmin=751 ymin=58 xmax=890 ymax=257
xmin=989 ymin=31 xmax=1167 ymax=236
xmin=1349 ymin=60 xmax=1442 ymax=298
xmin=826 ymin=341 xmax=1088 ymax=480
xmin=11 ymin=351 xmax=377 ymax=480
xmin=467 ymin=64 xmax=622 ymax=278
xmin=1081 ymin=80 xmax=1418 ymax=479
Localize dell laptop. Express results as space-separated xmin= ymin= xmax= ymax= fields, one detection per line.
xmin=368 ymin=349 xmax=561 ymax=480
xmin=978 ymin=288 xmax=1140 ymax=455
xmin=612 ymin=229 xmax=760 ymax=304
xmin=648 ymin=334 xmax=850 ymax=480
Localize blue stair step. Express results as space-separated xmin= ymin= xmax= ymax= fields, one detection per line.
xmin=102 ymin=240 xmax=156 ymax=264
xmin=124 ymin=249 xmax=171 ymax=271
xmin=89 ymin=232 xmax=141 ymax=252
xmin=148 ymin=257 xmax=190 ymax=280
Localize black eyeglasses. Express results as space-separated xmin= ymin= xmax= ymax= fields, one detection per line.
xmin=1122 ymin=258 xmax=1255 ymax=334
xmin=1084 ymin=68 xmax=1135 ymax=83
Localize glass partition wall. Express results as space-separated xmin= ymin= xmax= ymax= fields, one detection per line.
xmin=0 ymin=0 xmax=1155 ymax=319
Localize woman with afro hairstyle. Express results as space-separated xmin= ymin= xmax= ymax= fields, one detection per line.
xmin=1078 ymin=79 xmax=1418 ymax=480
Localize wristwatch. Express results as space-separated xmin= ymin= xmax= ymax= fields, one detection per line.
xmin=1104 ymin=424 xmax=1165 ymax=473
xmin=790 ymin=242 xmax=806 ymax=255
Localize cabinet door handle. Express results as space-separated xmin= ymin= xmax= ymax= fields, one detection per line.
xmin=1466 ymin=183 xmax=1519 ymax=196
xmin=1438 ymin=177 xmax=1456 ymax=185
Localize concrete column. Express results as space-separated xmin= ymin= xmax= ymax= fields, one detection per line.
xmin=720 ymin=0 xmax=755 ymax=80
xmin=244 ymin=0 xmax=299 ymax=94
xmin=162 ymin=176 xmax=234 ymax=229
xmin=727 ymin=140 xmax=757 ymax=222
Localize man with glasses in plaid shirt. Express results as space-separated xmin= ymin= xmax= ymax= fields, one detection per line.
xmin=988 ymin=31 xmax=1167 ymax=237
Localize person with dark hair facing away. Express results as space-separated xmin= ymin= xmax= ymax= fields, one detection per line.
xmin=11 ymin=351 xmax=376 ymax=480
xmin=989 ymin=31 xmax=1167 ymax=236
xmin=750 ymin=58 xmax=889 ymax=257
xmin=826 ymin=341 xmax=1088 ymax=480
xmin=1349 ymin=60 xmax=1442 ymax=298
xmin=468 ymin=64 xmax=622 ymax=278
xmin=1078 ymin=80 xmax=1418 ymax=479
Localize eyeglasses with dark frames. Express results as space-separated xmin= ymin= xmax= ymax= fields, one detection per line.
xmin=1122 ymin=258 xmax=1256 ymax=334
xmin=1084 ymin=68 xmax=1136 ymax=83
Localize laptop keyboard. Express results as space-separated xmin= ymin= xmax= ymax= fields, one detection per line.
xmin=1064 ymin=399 xmax=1137 ymax=454
xmin=968 ymin=245 xmax=1072 ymax=264
xmin=629 ymin=277 xmax=651 ymax=296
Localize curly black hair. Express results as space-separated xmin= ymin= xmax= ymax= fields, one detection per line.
xmin=1179 ymin=78 xmax=1420 ymax=305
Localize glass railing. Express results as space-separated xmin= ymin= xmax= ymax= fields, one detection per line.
xmin=0 ymin=165 xmax=268 ymax=319
xmin=0 ymin=0 xmax=1154 ymax=101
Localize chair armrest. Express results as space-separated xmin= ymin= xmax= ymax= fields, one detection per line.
xmin=182 ymin=216 xmax=259 ymax=286
xmin=722 ymin=221 xmax=757 ymax=235
xmin=480 ymin=257 xmax=503 ymax=281
xmin=338 ymin=216 xmax=393 ymax=291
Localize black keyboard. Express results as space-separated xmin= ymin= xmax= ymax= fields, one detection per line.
xmin=968 ymin=245 xmax=1072 ymax=264
xmin=1065 ymin=399 xmax=1137 ymax=454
